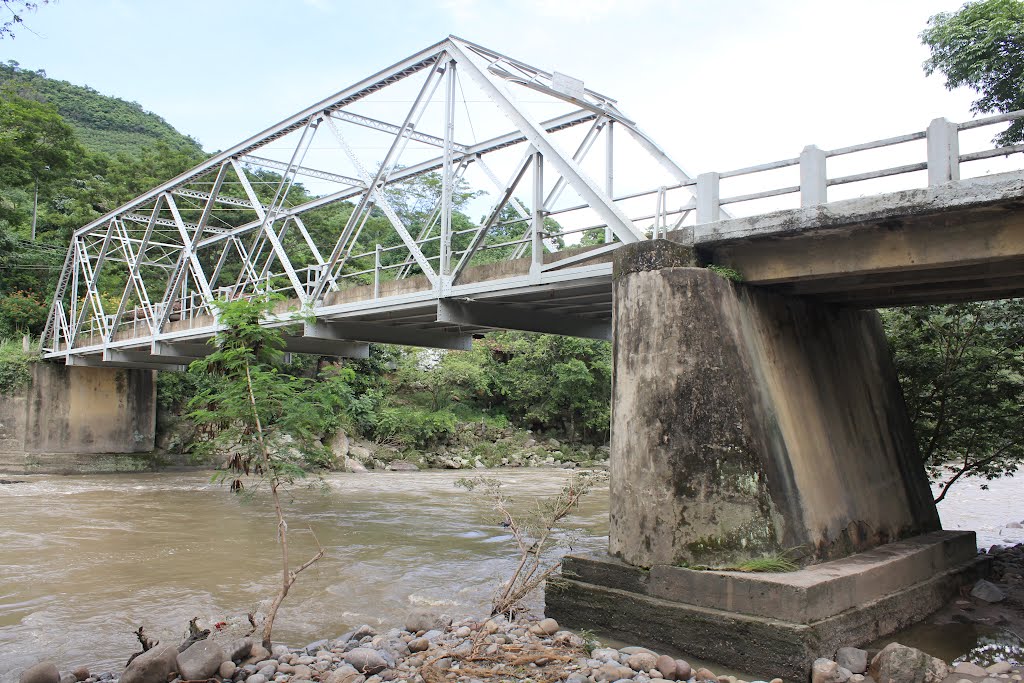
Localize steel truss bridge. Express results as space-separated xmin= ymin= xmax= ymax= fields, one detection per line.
xmin=40 ymin=36 xmax=1024 ymax=369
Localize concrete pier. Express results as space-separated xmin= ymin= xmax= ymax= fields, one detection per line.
xmin=546 ymin=241 xmax=976 ymax=678
xmin=0 ymin=363 xmax=156 ymax=472
xmin=609 ymin=241 xmax=939 ymax=568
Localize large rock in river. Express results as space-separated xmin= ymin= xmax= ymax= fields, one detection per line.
xmin=19 ymin=662 xmax=59 ymax=683
xmin=869 ymin=643 xmax=948 ymax=683
xmin=176 ymin=639 xmax=226 ymax=679
xmin=122 ymin=644 xmax=179 ymax=683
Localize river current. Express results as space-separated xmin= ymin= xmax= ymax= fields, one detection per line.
xmin=0 ymin=468 xmax=1021 ymax=679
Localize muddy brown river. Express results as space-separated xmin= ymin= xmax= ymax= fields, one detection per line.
xmin=0 ymin=468 xmax=1021 ymax=680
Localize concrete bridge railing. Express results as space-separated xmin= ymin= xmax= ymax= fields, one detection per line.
xmin=647 ymin=109 xmax=1024 ymax=227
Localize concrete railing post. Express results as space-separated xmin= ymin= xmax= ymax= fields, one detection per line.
xmin=799 ymin=145 xmax=827 ymax=207
xmin=927 ymin=117 xmax=960 ymax=185
xmin=696 ymin=172 xmax=720 ymax=224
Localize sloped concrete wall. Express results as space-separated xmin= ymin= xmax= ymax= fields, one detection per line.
xmin=2 ymin=364 xmax=156 ymax=456
xmin=609 ymin=243 xmax=939 ymax=567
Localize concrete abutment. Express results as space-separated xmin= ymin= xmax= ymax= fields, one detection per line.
xmin=0 ymin=363 xmax=157 ymax=473
xmin=547 ymin=241 xmax=977 ymax=678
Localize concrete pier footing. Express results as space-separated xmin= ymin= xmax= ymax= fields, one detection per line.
xmin=546 ymin=531 xmax=988 ymax=681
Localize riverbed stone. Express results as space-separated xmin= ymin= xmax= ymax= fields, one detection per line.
xmin=122 ymin=644 xmax=180 ymax=683
xmin=70 ymin=668 xmax=89 ymax=682
xmin=954 ymin=663 xmax=988 ymax=677
xmin=404 ymin=611 xmax=448 ymax=633
xmin=226 ymin=637 xmax=254 ymax=662
xmin=220 ymin=662 xmax=237 ymax=678
xmin=813 ymin=658 xmax=852 ymax=683
xmin=345 ymin=648 xmax=387 ymax=675
xmin=655 ymin=655 xmax=676 ymax=679
xmin=971 ymin=580 xmax=1006 ymax=603
xmin=676 ymin=660 xmax=693 ymax=680
xmin=988 ymin=664 xmax=1014 ymax=675
xmin=629 ymin=652 xmax=659 ymax=672
xmin=595 ymin=663 xmax=634 ymax=682
xmin=407 ymin=638 xmax=429 ymax=653
xmin=838 ymin=649 xmax=870 ymax=675
xmin=869 ymin=643 xmax=949 ymax=683
xmin=19 ymin=662 xmax=60 ymax=683
xmin=245 ymin=675 xmax=267 ymax=683
xmin=247 ymin=644 xmax=272 ymax=663
xmin=696 ymin=668 xmax=718 ymax=682
xmin=326 ymin=669 xmax=365 ymax=683
xmin=178 ymin=639 xmax=227 ymax=680
xmin=59 ymin=674 xmax=76 ymax=683
xmin=531 ymin=618 xmax=559 ymax=636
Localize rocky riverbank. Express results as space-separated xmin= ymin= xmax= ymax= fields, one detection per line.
xmin=157 ymin=416 xmax=610 ymax=475
xmin=15 ymin=609 xmax=1024 ymax=683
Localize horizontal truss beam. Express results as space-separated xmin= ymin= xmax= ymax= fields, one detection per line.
xmin=437 ymin=299 xmax=610 ymax=340
xmin=305 ymin=320 xmax=472 ymax=350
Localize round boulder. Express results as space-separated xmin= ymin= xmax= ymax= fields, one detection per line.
xmin=19 ymin=662 xmax=59 ymax=683
xmin=628 ymin=652 xmax=659 ymax=673
xmin=344 ymin=648 xmax=387 ymax=675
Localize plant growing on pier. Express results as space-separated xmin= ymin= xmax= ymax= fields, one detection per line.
xmin=187 ymin=297 xmax=331 ymax=648
xmin=457 ymin=471 xmax=606 ymax=617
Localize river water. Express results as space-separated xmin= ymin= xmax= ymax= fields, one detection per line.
xmin=0 ymin=468 xmax=1021 ymax=680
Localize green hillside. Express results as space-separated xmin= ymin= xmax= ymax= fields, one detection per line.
xmin=0 ymin=61 xmax=203 ymax=157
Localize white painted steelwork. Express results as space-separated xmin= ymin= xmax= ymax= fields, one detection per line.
xmin=40 ymin=37 xmax=1024 ymax=367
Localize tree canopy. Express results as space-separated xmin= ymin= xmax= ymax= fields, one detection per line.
xmin=882 ymin=301 xmax=1024 ymax=503
xmin=921 ymin=0 xmax=1024 ymax=145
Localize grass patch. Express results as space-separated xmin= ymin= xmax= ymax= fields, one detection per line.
xmin=681 ymin=551 xmax=800 ymax=573
xmin=727 ymin=554 xmax=799 ymax=572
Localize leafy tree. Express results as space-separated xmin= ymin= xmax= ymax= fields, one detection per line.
xmin=0 ymin=87 xmax=81 ymax=225
xmin=0 ymin=289 xmax=47 ymax=336
xmin=187 ymin=297 xmax=333 ymax=648
xmin=921 ymin=0 xmax=1024 ymax=144
xmin=477 ymin=331 xmax=612 ymax=443
xmin=882 ymin=301 xmax=1024 ymax=503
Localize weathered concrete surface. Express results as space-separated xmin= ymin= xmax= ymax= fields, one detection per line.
xmin=610 ymin=244 xmax=938 ymax=568
xmin=0 ymin=364 xmax=156 ymax=459
xmin=689 ymin=170 xmax=1024 ymax=306
xmin=547 ymin=531 xmax=989 ymax=681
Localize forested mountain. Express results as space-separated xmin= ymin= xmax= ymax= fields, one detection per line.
xmin=0 ymin=61 xmax=202 ymax=156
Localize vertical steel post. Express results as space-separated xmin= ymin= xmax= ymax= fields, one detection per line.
xmin=799 ymin=144 xmax=828 ymax=206
xmin=605 ymin=121 xmax=614 ymax=243
xmin=440 ymin=60 xmax=456 ymax=285
xmin=532 ymin=152 xmax=545 ymax=272
xmin=374 ymin=244 xmax=382 ymax=299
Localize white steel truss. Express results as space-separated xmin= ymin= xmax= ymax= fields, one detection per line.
xmin=41 ymin=36 xmax=703 ymax=364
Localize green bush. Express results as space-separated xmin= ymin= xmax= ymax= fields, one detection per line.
xmin=0 ymin=337 xmax=36 ymax=393
xmin=374 ymin=405 xmax=458 ymax=449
